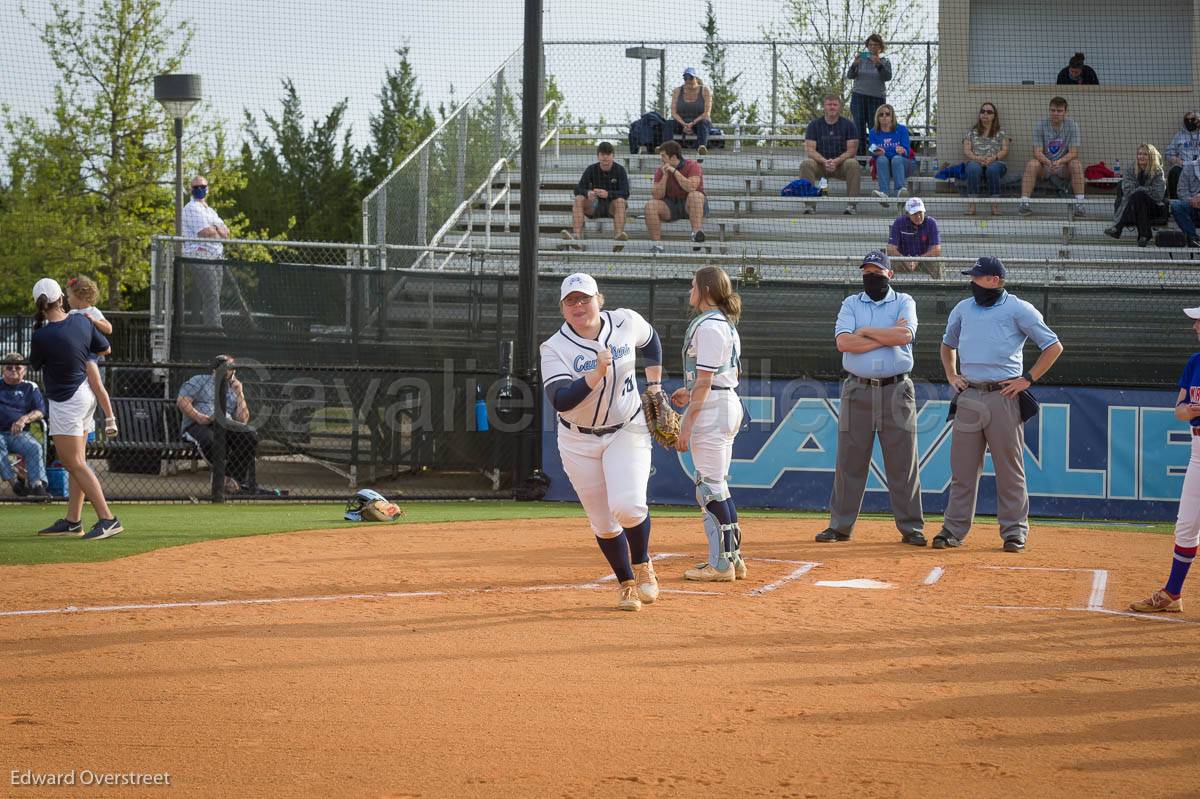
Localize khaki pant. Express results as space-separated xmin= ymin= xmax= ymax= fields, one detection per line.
xmin=799 ymin=157 xmax=861 ymax=197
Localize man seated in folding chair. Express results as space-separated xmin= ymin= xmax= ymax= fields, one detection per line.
xmin=176 ymin=354 xmax=260 ymax=494
xmin=0 ymin=352 xmax=50 ymax=499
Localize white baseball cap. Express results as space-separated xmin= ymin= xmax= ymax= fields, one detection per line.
xmin=31 ymin=277 xmax=63 ymax=304
xmin=560 ymin=273 xmax=599 ymax=300
xmin=1184 ymin=306 xmax=1200 ymax=319
xmin=904 ymin=197 xmax=926 ymax=215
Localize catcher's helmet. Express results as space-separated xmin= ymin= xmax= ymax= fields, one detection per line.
xmin=344 ymin=488 xmax=403 ymax=522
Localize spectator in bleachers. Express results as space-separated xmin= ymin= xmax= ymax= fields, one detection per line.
xmin=0 ymin=353 xmax=48 ymax=499
xmin=1056 ymin=53 xmax=1099 ymax=85
xmin=1105 ymin=144 xmax=1166 ymax=247
xmin=846 ymin=33 xmax=892 ymax=157
xmin=177 ymin=354 xmax=261 ymax=494
xmin=887 ymin=197 xmax=941 ymax=274
xmin=962 ymin=102 xmax=1011 ymax=216
xmin=182 ymin=174 xmax=229 ymax=330
xmin=1170 ymin=160 xmax=1200 ymax=248
xmin=800 ymin=94 xmax=861 ymax=215
xmin=646 ymin=140 xmax=707 ymax=252
xmin=668 ymin=67 xmax=713 ymax=156
xmin=868 ymin=103 xmax=912 ymax=203
xmin=1164 ymin=110 xmax=1200 ymax=199
xmin=562 ymin=141 xmax=630 ymax=252
xmin=1018 ymin=97 xmax=1086 ymax=217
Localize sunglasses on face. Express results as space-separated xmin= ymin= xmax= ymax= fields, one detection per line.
xmin=880 ymin=111 xmax=893 ymax=116
xmin=3 ymin=365 xmax=22 ymax=371
xmin=980 ymin=109 xmax=995 ymax=114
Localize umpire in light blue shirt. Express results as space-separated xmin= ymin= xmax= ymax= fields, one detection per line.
xmin=936 ymin=256 xmax=1064 ymax=552
xmin=815 ymin=250 xmax=926 ymax=546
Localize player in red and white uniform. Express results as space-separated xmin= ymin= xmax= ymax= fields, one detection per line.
xmin=540 ymin=273 xmax=666 ymax=612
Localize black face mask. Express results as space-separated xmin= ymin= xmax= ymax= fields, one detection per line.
xmin=971 ymin=282 xmax=1004 ymax=307
xmin=1187 ymin=119 xmax=1199 ymax=133
xmin=862 ymin=272 xmax=890 ymax=301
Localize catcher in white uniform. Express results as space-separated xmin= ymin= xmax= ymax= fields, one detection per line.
xmin=672 ymin=266 xmax=746 ymax=582
xmin=540 ymin=273 xmax=666 ymax=612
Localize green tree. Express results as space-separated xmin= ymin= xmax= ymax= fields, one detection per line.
xmin=766 ymin=0 xmax=932 ymax=130
xmin=701 ymin=1 xmax=759 ymax=126
xmin=233 ymin=80 xmax=361 ymax=244
xmin=359 ymin=46 xmax=436 ymax=190
xmin=0 ymin=0 xmax=186 ymax=311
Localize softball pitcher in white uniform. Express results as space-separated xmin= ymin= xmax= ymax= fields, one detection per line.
xmin=540 ymin=273 xmax=666 ymax=612
xmin=673 ymin=266 xmax=745 ymax=582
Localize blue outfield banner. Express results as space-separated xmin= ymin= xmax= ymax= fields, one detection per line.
xmin=542 ymin=379 xmax=1189 ymax=522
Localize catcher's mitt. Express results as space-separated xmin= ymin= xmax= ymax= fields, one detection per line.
xmin=344 ymin=489 xmax=404 ymax=522
xmin=641 ymin=387 xmax=681 ymax=448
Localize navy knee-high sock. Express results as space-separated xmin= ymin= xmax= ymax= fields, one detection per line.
xmin=1165 ymin=545 xmax=1197 ymax=596
xmin=707 ymin=500 xmax=733 ymax=554
xmin=596 ymin=533 xmax=634 ymax=583
xmin=724 ymin=499 xmax=740 ymax=550
xmin=624 ymin=517 xmax=651 ymax=565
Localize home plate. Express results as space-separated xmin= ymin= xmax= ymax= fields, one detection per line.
xmin=814 ymin=579 xmax=895 ymax=590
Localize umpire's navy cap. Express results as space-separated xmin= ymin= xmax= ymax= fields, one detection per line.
xmin=962 ymin=256 xmax=1006 ymax=278
xmin=860 ymin=250 xmax=891 ymax=270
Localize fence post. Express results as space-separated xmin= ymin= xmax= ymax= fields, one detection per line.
xmin=493 ymin=67 xmax=504 ymax=164
xmin=658 ymin=51 xmax=666 ymax=115
xmin=457 ymin=113 xmax=468 ymax=206
xmin=639 ymin=41 xmax=647 ymax=115
xmin=375 ymin=184 xmax=387 ymax=265
xmin=418 ymin=148 xmax=429 ymax=246
xmin=925 ymin=43 xmax=933 ymax=138
xmin=770 ymin=43 xmax=779 ymax=135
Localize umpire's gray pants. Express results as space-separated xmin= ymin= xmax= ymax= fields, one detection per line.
xmin=192 ymin=259 xmax=223 ymax=328
xmin=826 ymin=377 xmax=924 ymax=537
xmin=942 ymin=387 xmax=1028 ymax=543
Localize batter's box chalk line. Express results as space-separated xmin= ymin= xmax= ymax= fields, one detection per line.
xmin=0 ymin=554 xmax=818 ymax=621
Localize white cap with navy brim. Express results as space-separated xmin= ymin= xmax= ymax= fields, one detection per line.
xmin=32 ymin=277 xmax=63 ymax=304
xmin=560 ymin=273 xmax=599 ymax=300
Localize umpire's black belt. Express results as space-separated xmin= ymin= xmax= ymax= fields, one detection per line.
xmin=967 ymin=381 xmax=1008 ymax=392
xmin=560 ymin=408 xmax=640 ymax=436
xmin=848 ymin=372 xmax=908 ymax=387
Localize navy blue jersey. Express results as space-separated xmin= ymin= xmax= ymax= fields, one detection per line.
xmin=0 ymin=380 xmax=46 ymax=429
xmin=1180 ymin=353 xmax=1200 ymax=428
xmin=28 ymin=315 xmax=110 ymax=402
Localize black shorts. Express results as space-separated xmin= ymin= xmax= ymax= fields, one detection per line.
xmin=582 ymin=197 xmax=622 ymax=218
xmin=664 ymin=195 xmax=710 ymax=222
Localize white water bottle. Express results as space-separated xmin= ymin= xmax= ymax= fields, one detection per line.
xmin=1113 ymin=158 xmax=1122 ymax=177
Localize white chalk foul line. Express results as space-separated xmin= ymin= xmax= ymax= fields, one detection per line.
xmin=1088 ymin=570 xmax=1109 ymax=610
xmin=984 ymin=604 xmax=1200 ymax=626
xmin=749 ymin=563 xmax=818 ymax=596
xmin=0 ymin=590 xmax=446 ymax=618
xmin=923 ymin=566 xmax=945 ymax=586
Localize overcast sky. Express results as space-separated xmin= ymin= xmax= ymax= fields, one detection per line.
xmin=1 ymin=0 xmax=938 ymax=156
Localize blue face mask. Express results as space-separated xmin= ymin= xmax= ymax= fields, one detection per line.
xmin=191 ymin=185 xmax=208 ymax=200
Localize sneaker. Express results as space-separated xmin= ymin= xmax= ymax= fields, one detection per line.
xmin=612 ymin=231 xmax=629 ymax=252
xmin=901 ymin=531 xmax=928 ymax=547
xmin=29 ymin=484 xmax=50 ymax=502
xmin=617 ymin=579 xmax=642 ymax=611
xmin=650 ymin=243 xmax=665 ymax=255
xmin=898 ymin=187 xmax=909 ymax=199
xmin=931 ymin=532 xmax=961 ymax=549
xmin=633 ymin=561 xmax=659 ymax=604
xmin=684 ymin=562 xmax=736 ymax=582
xmin=815 ymin=529 xmax=851 ymax=543
xmin=873 ymin=189 xmax=890 ymax=207
xmin=1073 ymin=203 xmax=1087 ymax=217
xmin=1104 ymin=225 xmax=1121 ymax=240
xmin=843 ymin=204 xmax=858 ymax=216
xmin=1017 ymin=202 xmax=1033 ymax=217
xmin=697 ymin=145 xmax=708 ymax=156
xmin=1138 ymin=236 xmax=1150 ymax=248
xmin=1188 ymin=237 xmax=1200 ymax=249
xmin=1002 ymin=538 xmax=1026 ymax=553
xmin=1129 ymin=589 xmax=1182 ymax=613
xmin=38 ymin=518 xmax=83 ymax=537
xmin=691 ymin=230 xmax=706 ymax=244
xmin=803 ymin=204 xmax=816 ymax=215
xmin=732 ymin=555 xmax=748 ymax=580
xmin=81 ymin=517 xmax=123 ymax=541
xmin=11 ymin=479 xmax=28 ymax=497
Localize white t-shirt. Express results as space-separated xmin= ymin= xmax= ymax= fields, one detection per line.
xmin=687 ymin=314 xmax=740 ymax=389
xmin=540 ymin=308 xmax=654 ymax=429
xmin=68 ymin=305 xmax=106 ymax=323
xmin=181 ymin=199 xmax=225 ymax=259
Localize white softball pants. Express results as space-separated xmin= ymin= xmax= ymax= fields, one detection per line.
xmin=558 ymin=417 xmax=651 ymax=537
xmin=690 ymin=390 xmax=743 ymax=495
xmin=1175 ymin=435 xmax=1200 ymax=549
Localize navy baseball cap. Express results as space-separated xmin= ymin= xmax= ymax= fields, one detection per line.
xmin=962 ymin=256 xmax=1006 ymax=278
xmin=860 ymin=250 xmax=892 ymax=270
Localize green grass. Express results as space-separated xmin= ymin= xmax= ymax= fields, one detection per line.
xmin=0 ymin=502 xmax=1174 ymax=567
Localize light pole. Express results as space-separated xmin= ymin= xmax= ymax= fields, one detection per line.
xmin=625 ymin=46 xmax=665 ymax=115
xmin=153 ymin=74 xmax=202 ymax=236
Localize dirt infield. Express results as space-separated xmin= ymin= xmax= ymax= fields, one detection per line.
xmin=1 ymin=516 xmax=1198 ymax=798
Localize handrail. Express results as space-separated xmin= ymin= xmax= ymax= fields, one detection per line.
xmin=362 ymin=46 xmax=521 ymax=205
